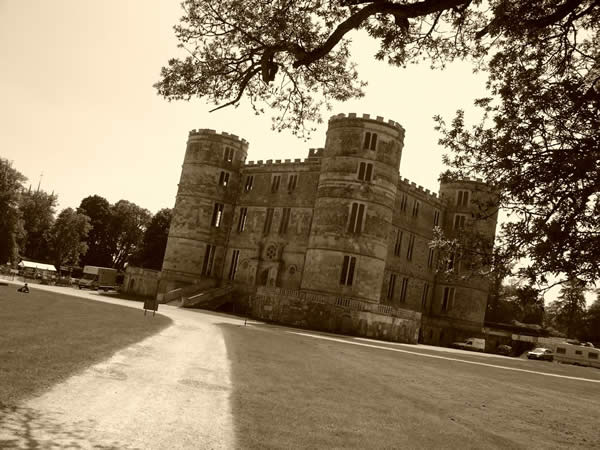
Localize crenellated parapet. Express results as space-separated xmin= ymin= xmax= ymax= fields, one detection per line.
xmin=328 ymin=112 xmax=405 ymax=136
xmin=188 ymin=128 xmax=249 ymax=147
xmin=398 ymin=177 xmax=443 ymax=205
xmin=243 ymin=158 xmax=321 ymax=168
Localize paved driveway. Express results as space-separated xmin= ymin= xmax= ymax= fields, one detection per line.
xmin=0 ymin=284 xmax=244 ymax=449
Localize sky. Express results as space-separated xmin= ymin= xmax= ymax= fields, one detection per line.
xmin=2 ymin=1 xmax=587 ymax=304
xmin=0 ymin=0 xmax=489 ymax=215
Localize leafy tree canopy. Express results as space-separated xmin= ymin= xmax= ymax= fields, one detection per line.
xmin=129 ymin=208 xmax=172 ymax=271
xmin=157 ymin=0 xmax=600 ymax=284
xmin=0 ymin=159 xmax=26 ymax=264
xmin=18 ymin=189 xmax=58 ymax=261
xmin=78 ymin=195 xmax=115 ymax=267
xmin=109 ymin=200 xmax=152 ymax=271
xmin=47 ymin=208 xmax=91 ymax=270
xmin=545 ymin=278 xmax=588 ymax=339
xmin=585 ymin=293 xmax=600 ymax=343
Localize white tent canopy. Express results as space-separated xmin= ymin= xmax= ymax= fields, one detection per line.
xmin=18 ymin=260 xmax=57 ymax=272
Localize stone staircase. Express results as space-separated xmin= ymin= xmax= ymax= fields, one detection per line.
xmin=181 ymin=284 xmax=234 ymax=310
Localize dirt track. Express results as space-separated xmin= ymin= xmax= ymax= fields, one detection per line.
xmin=0 ymin=285 xmax=240 ymax=449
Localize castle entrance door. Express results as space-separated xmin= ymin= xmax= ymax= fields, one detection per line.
xmin=258 ymin=269 xmax=269 ymax=286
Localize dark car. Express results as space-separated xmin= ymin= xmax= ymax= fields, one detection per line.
xmin=497 ymin=345 xmax=512 ymax=356
xmin=527 ymin=347 xmax=554 ymax=361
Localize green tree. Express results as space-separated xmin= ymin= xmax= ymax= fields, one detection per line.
xmin=129 ymin=208 xmax=172 ymax=270
xmin=584 ymin=294 xmax=600 ymax=344
xmin=546 ymin=278 xmax=588 ymax=339
xmin=0 ymin=159 xmax=26 ymax=264
xmin=19 ymin=189 xmax=58 ymax=261
xmin=47 ymin=208 xmax=91 ymax=270
xmin=486 ymin=278 xmax=544 ymax=325
xmin=78 ymin=195 xmax=114 ymax=267
xmin=109 ymin=200 xmax=152 ymax=271
xmin=156 ymin=0 xmax=600 ymax=284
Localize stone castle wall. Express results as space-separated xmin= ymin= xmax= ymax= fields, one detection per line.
xmin=250 ymin=287 xmax=421 ymax=344
xmin=155 ymin=113 xmax=498 ymax=345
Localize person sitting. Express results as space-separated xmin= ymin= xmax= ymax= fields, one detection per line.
xmin=17 ymin=283 xmax=29 ymax=293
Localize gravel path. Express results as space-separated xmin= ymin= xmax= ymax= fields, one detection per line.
xmin=0 ymin=284 xmax=242 ymax=449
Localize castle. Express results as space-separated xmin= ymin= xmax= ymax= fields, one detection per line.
xmin=128 ymin=113 xmax=498 ymax=345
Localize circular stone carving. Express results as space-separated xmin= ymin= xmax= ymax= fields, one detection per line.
xmin=266 ymin=245 xmax=277 ymax=260
xmin=288 ymin=265 xmax=297 ymax=275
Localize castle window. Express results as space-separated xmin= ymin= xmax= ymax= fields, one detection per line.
xmin=394 ymin=229 xmax=403 ymax=256
xmin=271 ymin=175 xmax=281 ymax=193
xmin=219 ymin=171 xmax=230 ymax=187
xmin=433 ymin=209 xmax=440 ymax=227
xmin=348 ymin=202 xmax=366 ymax=234
xmin=427 ymin=248 xmax=435 ymax=269
xmin=237 ymin=207 xmax=247 ymax=232
xmin=228 ymin=249 xmax=240 ymax=281
xmin=456 ymin=190 xmax=470 ymax=207
xmin=263 ymin=208 xmax=274 ymax=234
xmin=357 ymin=162 xmax=374 ymax=181
xmin=399 ymin=277 xmax=409 ymax=303
xmin=211 ymin=203 xmax=224 ymax=228
xmin=363 ymin=132 xmax=378 ymax=150
xmin=447 ymin=253 xmax=456 ymax=271
xmin=339 ymin=255 xmax=356 ymax=286
xmin=387 ymin=273 xmax=397 ymax=300
xmin=244 ymin=175 xmax=254 ymax=192
xmin=279 ymin=207 xmax=291 ymax=234
xmin=412 ymin=200 xmax=420 ymax=217
xmin=453 ymin=214 xmax=467 ymax=229
xmin=406 ymin=234 xmax=415 ymax=261
xmin=202 ymin=244 xmax=216 ymax=276
xmin=224 ymin=146 xmax=235 ymax=163
xmin=422 ymin=283 xmax=430 ymax=309
xmin=441 ymin=287 xmax=455 ymax=312
xmin=287 ymin=174 xmax=298 ymax=192
xmin=399 ymin=194 xmax=407 ymax=212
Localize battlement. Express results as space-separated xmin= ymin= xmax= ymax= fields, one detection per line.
xmin=243 ymin=157 xmax=321 ymax=168
xmin=188 ymin=128 xmax=249 ymax=146
xmin=328 ymin=113 xmax=405 ymax=133
xmin=398 ymin=177 xmax=442 ymax=204
xmin=439 ymin=176 xmax=487 ymax=185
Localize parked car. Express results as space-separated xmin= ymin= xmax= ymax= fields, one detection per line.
xmin=497 ymin=344 xmax=512 ymax=356
xmin=527 ymin=348 xmax=554 ymax=361
xmin=451 ymin=338 xmax=485 ymax=352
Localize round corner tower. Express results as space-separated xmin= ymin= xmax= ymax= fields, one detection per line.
xmin=300 ymin=113 xmax=405 ymax=303
xmin=159 ymin=129 xmax=248 ymax=294
xmin=436 ymin=178 xmax=499 ymax=328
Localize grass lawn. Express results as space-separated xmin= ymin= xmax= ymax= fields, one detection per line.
xmin=219 ymin=322 xmax=600 ymax=449
xmin=0 ymin=286 xmax=171 ymax=406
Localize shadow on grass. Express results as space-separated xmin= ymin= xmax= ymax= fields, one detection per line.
xmin=0 ymin=403 xmax=125 ymax=449
xmin=216 ymin=321 xmax=599 ymax=449
xmin=0 ymin=287 xmax=172 ymax=407
xmin=215 ymin=321 xmax=395 ymax=449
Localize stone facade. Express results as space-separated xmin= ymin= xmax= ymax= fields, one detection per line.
xmin=158 ymin=113 xmax=499 ymax=344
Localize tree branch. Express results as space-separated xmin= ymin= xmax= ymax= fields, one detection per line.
xmin=209 ymin=66 xmax=261 ymax=112
xmin=293 ymin=0 xmax=469 ymax=68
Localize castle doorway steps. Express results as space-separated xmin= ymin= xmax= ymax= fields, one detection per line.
xmin=181 ymin=285 xmax=234 ymax=310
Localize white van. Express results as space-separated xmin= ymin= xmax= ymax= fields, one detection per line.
xmin=451 ymin=337 xmax=485 ymax=352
